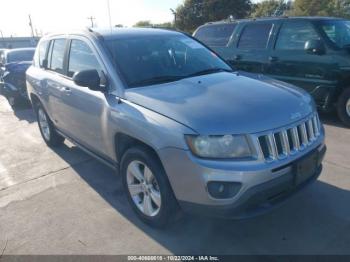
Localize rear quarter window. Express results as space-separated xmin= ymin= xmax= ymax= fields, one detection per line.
xmin=238 ymin=23 xmax=273 ymax=49
xmin=33 ymin=40 xmax=49 ymax=68
xmin=38 ymin=41 xmax=49 ymax=68
xmin=194 ymin=24 xmax=236 ymax=47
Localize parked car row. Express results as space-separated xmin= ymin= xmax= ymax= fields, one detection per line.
xmin=193 ymin=17 xmax=350 ymax=126
xmin=25 ymin=27 xmax=326 ymax=227
xmin=0 ymin=48 xmax=35 ymax=107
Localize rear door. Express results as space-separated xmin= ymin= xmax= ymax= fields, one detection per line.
xmin=225 ymin=22 xmax=274 ymax=74
xmin=265 ymin=20 xmax=337 ymax=96
xmin=45 ymin=38 xmax=70 ymax=127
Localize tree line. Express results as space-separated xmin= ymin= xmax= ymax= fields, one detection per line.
xmin=132 ymin=0 xmax=350 ymax=33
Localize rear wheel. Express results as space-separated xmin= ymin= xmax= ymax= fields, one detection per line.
xmin=337 ymin=88 xmax=350 ymax=127
xmin=121 ymin=146 xmax=178 ymax=228
xmin=35 ymin=103 xmax=65 ymax=147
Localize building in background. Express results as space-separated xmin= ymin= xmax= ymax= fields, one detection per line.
xmin=0 ymin=37 xmax=40 ymax=49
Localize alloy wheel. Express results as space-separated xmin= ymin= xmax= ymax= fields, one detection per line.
xmin=346 ymin=98 xmax=350 ymax=117
xmin=38 ymin=108 xmax=50 ymax=141
xmin=126 ymin=160 xmax=161 ymax=217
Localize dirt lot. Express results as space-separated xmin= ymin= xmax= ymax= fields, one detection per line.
xmin=0 ymin=95 xmax=349 ymax=255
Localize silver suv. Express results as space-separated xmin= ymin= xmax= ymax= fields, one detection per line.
xmin=26 ymin=28 xmax=326 ymax=227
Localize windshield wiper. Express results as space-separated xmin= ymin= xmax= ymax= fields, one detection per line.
xmin=128 ymin=68 xmax=233 ymax=88
xmin=186 ymin=68 xmax=233 ymax=78
xmin=129 ymin=75 xmax=185 ymax=88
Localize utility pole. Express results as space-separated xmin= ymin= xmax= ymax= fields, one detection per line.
xmin=87 ymin=16 xmax=96 ymax=28
xmin=28 ymin=15 xmax=35 ymax=37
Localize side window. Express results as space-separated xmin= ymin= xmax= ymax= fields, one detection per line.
xmin=195 ymin=24 xmax=236 ymax=47
xmin=48 ymin=39 xmax=66 ymax=74
xmin=238 ymin=23 xmax=273 ymax=49
xmin=68 ymin=40 xmax=101 ymax=77
xmin=276 ymin=22 xmax=320 ymax=50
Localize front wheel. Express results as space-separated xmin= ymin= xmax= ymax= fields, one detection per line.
xmin=337 ymin=88 xmax=350 ymax=127
xmin=121 ymin=146 xmax=179 ymax=228
xmin=35 ymin=103 xmax=65 ymax=147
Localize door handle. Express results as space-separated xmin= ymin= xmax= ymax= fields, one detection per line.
xmin=269 ymin=56 xmax=278 ymax=62
xmin=60 ymin=87 xmax=71 ymax=95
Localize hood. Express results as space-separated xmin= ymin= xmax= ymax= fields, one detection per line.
xmin=125 ymin=72 xmax=315 ymax=135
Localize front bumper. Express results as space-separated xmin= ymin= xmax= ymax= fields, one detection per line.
xmin=158 ymin=138 xmax=326 ymax=219
xmin=180 ymin=152 xmax=324 ymax=219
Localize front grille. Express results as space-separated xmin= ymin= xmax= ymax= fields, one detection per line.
xmin=258 ymin=114 xmax=321 ymax=161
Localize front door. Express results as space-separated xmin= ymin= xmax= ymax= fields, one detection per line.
xmin=56 ymin=38 xmax=109 ymax=157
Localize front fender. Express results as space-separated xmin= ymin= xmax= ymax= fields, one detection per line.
xmin=105 ymin=98 xmax=196 ymax=161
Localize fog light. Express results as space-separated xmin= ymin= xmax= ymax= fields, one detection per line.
xmin=207 ymin=182 xmax=242 ymax=199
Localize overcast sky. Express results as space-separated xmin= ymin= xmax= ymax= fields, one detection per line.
xmin=0 ymin=0 xmax=264 ymax=37
xmin=0 ymin=0 xmax=183 ymax=37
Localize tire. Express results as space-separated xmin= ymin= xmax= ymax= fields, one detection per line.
xmin=121 ymin=146 xmax=179 ymax=228
xmin=34 ymin=103 xmax=65 ymax=147
xmin=337 ymin=88 xmax=350 ymax=127
xmin=6 ymin=95 xmax=21 ymax=109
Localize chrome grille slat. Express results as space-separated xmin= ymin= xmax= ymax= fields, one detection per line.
xmin=307 ymin=119 xmax=315 ymax=141
xmin=281 ymin=130 xmax=290 ymax=155
xmin=257 ymin=114 xmax=321 ymax=162
xmin=267 ymin=134 xmax=278 ymax=159
xmin=313 ymin=115 xmax=320 ymax=136
xmin=292 ymin=127 xmax=300 ymax=151
xmin=300 ymin=123 xmax=308 ymax=146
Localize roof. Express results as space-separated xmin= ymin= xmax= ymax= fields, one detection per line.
xmin=203 ymin=16 xmax=345 ymax=26
xmin=40 ymin=27 xmax=184 ymax=42
xmin=91 ymin=27 xmax=183 ymax=40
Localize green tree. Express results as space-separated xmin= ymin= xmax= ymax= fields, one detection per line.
xmin=251 ymin=0 xmax=289 ymax=18
xmin=133 ymin=20 xmax=153 ymax=27
xmin=133 ymin=21 xmax=174 ymax=29
xmin=291 ymin=0 xmax=350 ymax=18
xmin=153 ymin=22 xmax=174 ymax=28
xmin=175 ymin=0 xmax=252 ymax=33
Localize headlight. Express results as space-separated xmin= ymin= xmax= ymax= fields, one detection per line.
xmin=185 ymin=135 xmax=252 ymax=159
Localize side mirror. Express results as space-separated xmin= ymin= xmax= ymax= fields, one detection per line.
xmin=305 ymin=40 xmax=326 ymax=55
xmin=72 ymin=69 xmax=103 ymax=91
xmin=42 ymin=59 xmax=48 ymax=69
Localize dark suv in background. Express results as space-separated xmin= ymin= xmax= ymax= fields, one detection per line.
xmin=194 ymin=17 xmax=350 ymax=126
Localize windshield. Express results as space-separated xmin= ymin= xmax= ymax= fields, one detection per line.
xmin=7 ymin=49 xmax=35 ymax=63
xmin=106 ymin=34 xmax=232 ymax=88
xmin=318 ymin=20 xmax=350 ymax=49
